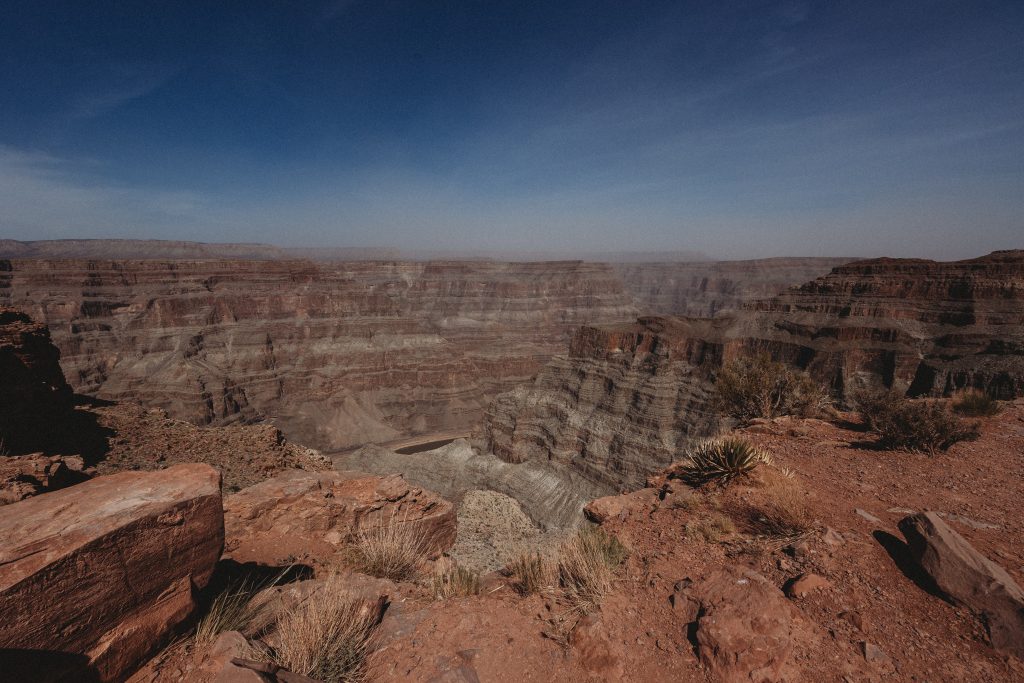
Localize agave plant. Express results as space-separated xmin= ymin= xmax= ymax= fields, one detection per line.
xmin=677 ymin=436 xmax=771 ymax=486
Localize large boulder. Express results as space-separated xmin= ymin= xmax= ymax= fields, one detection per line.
xmin=223 ymin=470 xmax=456 ymax=568
xmin=673 ymin=567 xmax=818 ymax=682
xmin=899 ymin=511 xmax=1024 ymax=658
xmin=0 ymin=463 xmax=224 ymax=682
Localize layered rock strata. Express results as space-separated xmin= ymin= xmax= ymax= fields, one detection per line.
xmin=0 ymin=464 xmax=223 ymax=682
xmin=0 ymin=259 xmax=637 ymax=451
xmin=480 ymin=251 xmax=1024 ymax=490
xmin=335 ymin=438 xmax=612 ymax=529
xmin=614 ymin=256 xmax=853 ymax=317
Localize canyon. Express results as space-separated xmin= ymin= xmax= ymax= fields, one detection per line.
xmin=1 ymin=247 xmax=1023 ymax=682
xmin=0 ymin=247 xmax=845 ymax=452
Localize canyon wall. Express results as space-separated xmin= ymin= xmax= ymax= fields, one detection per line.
xmin=481 ymin=251 xmax=1024 ymax=491
xmin=614 ymin=257 xmax=853 ymax=318
xmin=0 ymin=258 xmax=637 ymax=451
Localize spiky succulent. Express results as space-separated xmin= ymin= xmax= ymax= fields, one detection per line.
xmin=678 ymin=436 xmax=771 ymax=486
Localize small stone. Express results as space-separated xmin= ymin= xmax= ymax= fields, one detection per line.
xmin=785 ymin=573 xmax=832 ymax=598
xmin=839 ymin=610 xmax=870 ymax=633
xmin=855 ymin=508 xmax=882 ymax=524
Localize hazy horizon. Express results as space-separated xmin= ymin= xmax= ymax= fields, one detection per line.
xmin=2 ymin=2 xmax=1022 ymax=260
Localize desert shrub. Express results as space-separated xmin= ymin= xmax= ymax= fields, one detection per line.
xmin=675 ymin=436 xmax=772 ymax=487
xmin=353 ymin=515 xmax=429 ymax=582
xmin=684 ymin=513 xmax=736 ymax=542
xmin=558 ymin=526 xmax=627 ymax=612
xmin=266 ymin=575 xmax=381 ymax=683
xmin=507 ymin=551 xmax=553 ymax=595
xmin=740 ymin=476 xmax=815 ymax=541
xmin=714 ymin=353 xmax=829 ymax=423
xmin=853 ymin=389 xmax=980 ymax=454
xmin=432 ymin=560 xmax=481 ymax=600
xmin=952 ymin=389 xmax=1002 ymax=417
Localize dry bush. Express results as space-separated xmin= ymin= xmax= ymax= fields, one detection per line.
xmin=739 ymin=475 xmax=816 ymax=541
xmin=194 ymin=566 xmax=294 ymax=648
xmin=266 ymin=575 xmax=382 ymax=683
xmin=684 ymin=513 xmax=736 ymax=542
xmin=353 ymin=515 xmax=430 ymax=581
xmin=557 ymin=526 xmax=627 ymax=612
xmin=852 ymin=389 xmax=980 ymax=454
xmin=714 ymin=353 xmax=830 ymax=423
xmin=194 ymin=581 xmax=263 ymax=648
xmin=952 ymin=389 xmax=1002 ymax=417
xmin=675 ymin=436 xmax=772 ymax=487
xmin=507 ymin=550 xmax=554 ymax=596
xmin=432 ymin=559 xmax=481 ymax=600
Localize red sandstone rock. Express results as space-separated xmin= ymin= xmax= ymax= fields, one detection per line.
xmin=584 ymin=488 xmax=658 ymax=523
xmin=570 ymin=613 xmax=625 ymax=679
xmin=678 ymin=567 xmax=819 ymax=682
xmin=0 ymin=453 xmax=91 ymax=504
xmin=223 ymin=470 xmax=456 ymax=567
xmin=785 ymin=573 xmax=832 ymax=598
xmin=0 ymin=464 xmax=224 ymax=682
xmin=898 ymin=511 xmax=1024 ymax=658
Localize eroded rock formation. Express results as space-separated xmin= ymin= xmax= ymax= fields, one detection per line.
xmin=614 ymin=256 xmax=853 ymax=317
xmin=0 ymin=463 xmax=223 ymax=682
xmin=1 ymin=258 xmax=637 ymax=451
xmin=480 ymin=251 xmax=1024 ymax=490
xmin=0 ymin=306 xmax=74 ymax=453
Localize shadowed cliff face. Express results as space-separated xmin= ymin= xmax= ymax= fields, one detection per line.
xmin=0 ymin=258 xmax=638 ymax=451
xmin=480 ymin=251 xmax=1024 ymax=492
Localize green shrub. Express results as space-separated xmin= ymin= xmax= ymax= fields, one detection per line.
xmin=952 ymin=389 xmax=1002 ymax=417
xmin=714 ymin=353 xmax=829 ymax=423
xmin=853 ymin=389 xmax=979 ymax=454
xmin=675 ymin=436 xmax=772 ymax=486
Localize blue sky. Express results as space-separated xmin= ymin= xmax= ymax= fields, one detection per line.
xmin=1 ymin=0 xmax=1022 ymax=258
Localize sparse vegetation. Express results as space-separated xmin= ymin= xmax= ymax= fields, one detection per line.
xmin=740 ymin=476 xmax=815 ymax=541
xmin=952 ymin=389 xmax=1002 ymax=417
xmin=263 ymin=575 xmax=381 ymax=683
xmin=507 ymin=550 xmax=553 ymax=596
xmin=194 ymin=579 xmax=264 ymax=647
xmin=714 ymin=353 xmax=830 ymax=423
xmin=557 ymin=526 xmax=627 ymax=612
xmin=853 ymin=389 xmax=980 ymax=454
xmin=352 ymin=515 xmax=430 ymax=582
xmin=432 ymin=560 xmax=481 ymax=599
xmin=675 ymin=436 xmax=772 ymax=486
xmin=684 ymin=513 xmax=736 ymax=542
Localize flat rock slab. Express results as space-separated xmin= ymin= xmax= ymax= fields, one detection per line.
xmin=899 ymin=511 xmax=1024 ymax=658
xmin=223 ymin=470 xmax=456 ymax=568
xmin=0 ymin=463 xmax=223 ymax=682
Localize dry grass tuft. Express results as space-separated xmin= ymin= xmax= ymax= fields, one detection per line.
xmin=952 ymin=389 xmax=1002 ymax=417
xmin=742 ymin=475 xmax=816 ymax=541
xmin=557 ymin=526 xmax=627 ymax=613
xmin=352 ymin=514 xmax=430 ymax=582
xmin=432 ymin=559 xmax=481 ymax=600
xmin=684 ymin=513 xmax=736 ymax=542
xmin=507 ymin=550 xmax=554 ymax=596
xmin=675 ymin=436 xmax=772 ymax=487
xmin=265 ymin=575 xmax=382 ymax=683
xmin=194 ymin=581 xmax=263 ymax=647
